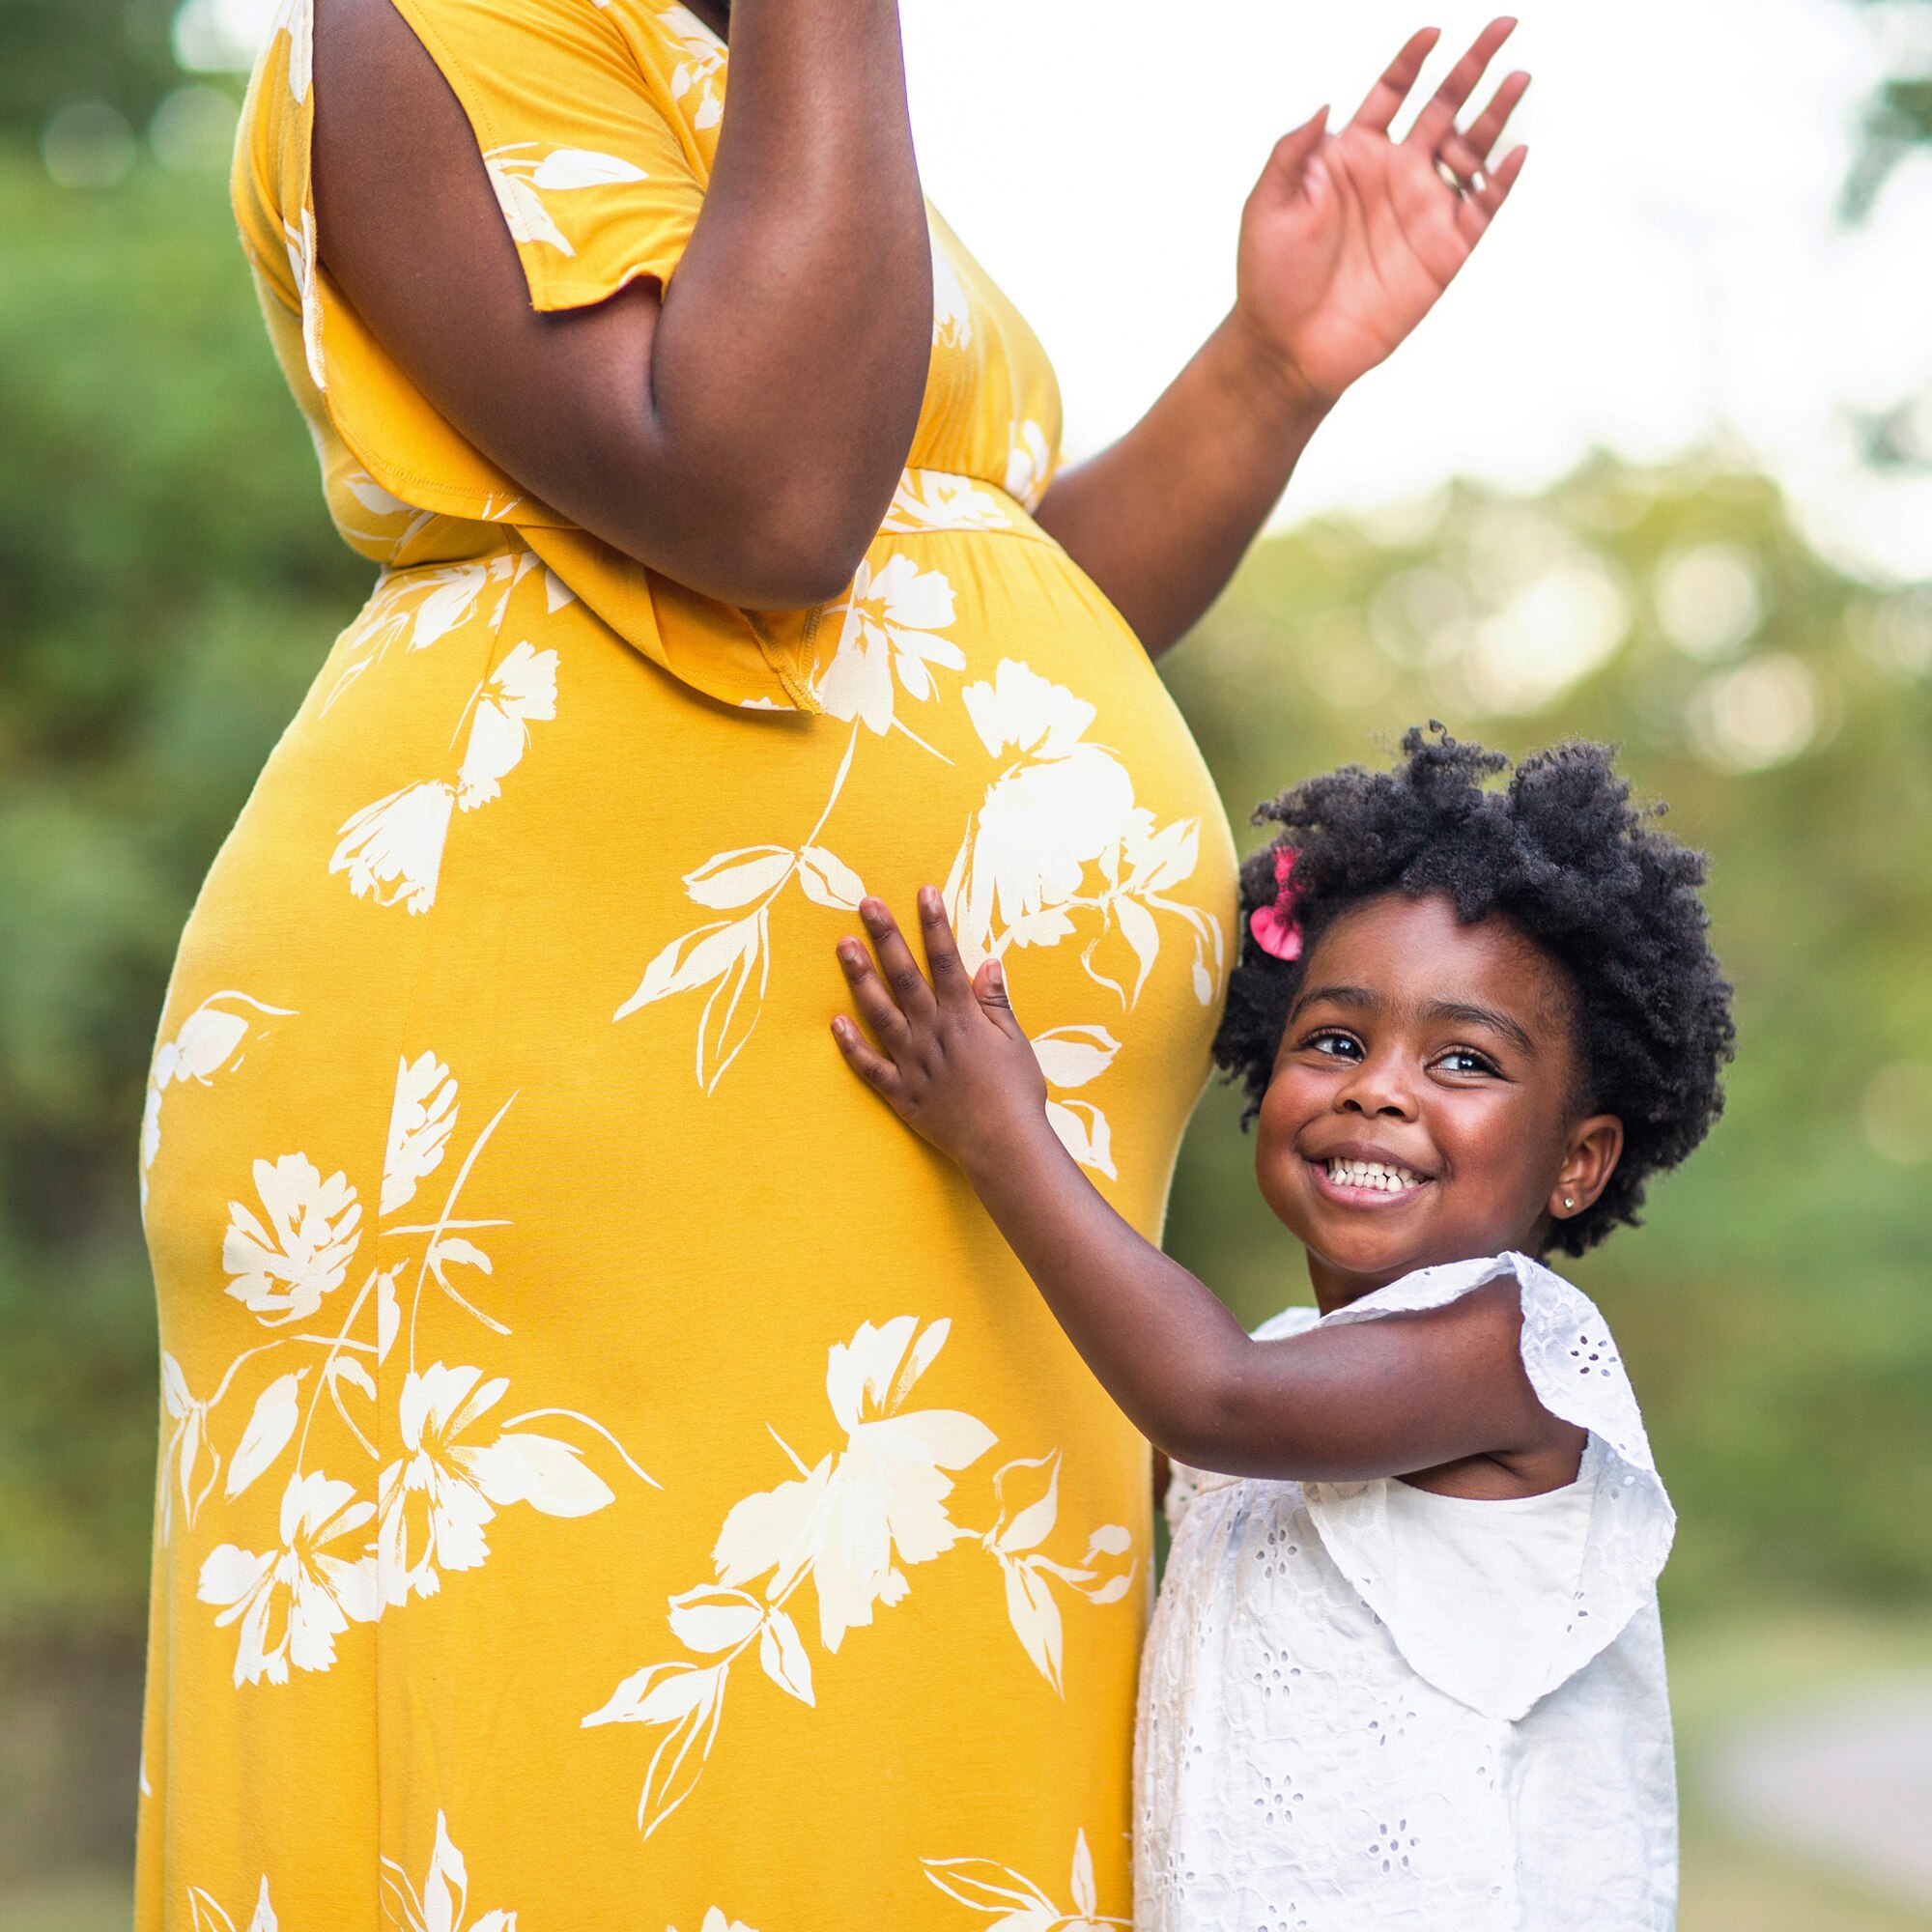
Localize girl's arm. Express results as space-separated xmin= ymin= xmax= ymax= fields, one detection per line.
xmin=312 ymin=0 xmax=930 ymax=610
xmin=834 ymin=892 xmax=1560 ymax=1484
xmin=1036 ymin=22 xmax=1529 ymax=657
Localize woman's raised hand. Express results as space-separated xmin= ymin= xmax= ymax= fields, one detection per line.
xmin=1233 ymin=19 xmax=1530 ymax=407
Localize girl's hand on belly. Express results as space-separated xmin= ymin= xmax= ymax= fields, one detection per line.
xmin=830 ymin=894 xmax=1571 ymax=1492
xmin=831 ymin=888 xmax=1050 ymax=1176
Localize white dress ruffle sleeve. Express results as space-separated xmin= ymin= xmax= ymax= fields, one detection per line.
xmin=1134 ymin=1253 xmax=1678 ymax=1931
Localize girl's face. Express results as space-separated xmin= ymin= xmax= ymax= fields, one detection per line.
xmin=1256 ymin=892 xmax=1624 ymax=1309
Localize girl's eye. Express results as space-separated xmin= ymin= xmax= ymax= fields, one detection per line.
xmin=1435 ymin=1046 xmax=1499 ymax=1076
xmin=1303 ymin=1030 xmax=1363 ymax=1061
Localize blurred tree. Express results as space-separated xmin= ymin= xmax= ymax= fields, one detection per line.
xmin=0 ymin=153 xmax=367 ymax=1883
xmin=1161 ymin=459 xmax=1932 ymax=1613
xmin=1844 ymin=0 xmax=1932 ymax=216
xmin=0 ymin=0 xmax=186 ymax=141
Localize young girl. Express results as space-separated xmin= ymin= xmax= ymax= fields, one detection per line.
xmin=830 ymin=727 xmax=1734 ymax=1931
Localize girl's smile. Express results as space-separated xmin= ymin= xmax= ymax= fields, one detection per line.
xmin=1306 ymin=1143 xmax=1436 ymax=1208
xmin=1259 ymin=893 xmax=1624 ymax=1311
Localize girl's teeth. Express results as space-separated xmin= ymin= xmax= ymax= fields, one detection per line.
xmin=1326 ymin=1158 xmax=1424 ymax=1193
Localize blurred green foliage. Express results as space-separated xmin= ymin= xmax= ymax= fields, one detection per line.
xmin=0 ymin=0 xmax=185 ymax=142
xmin=1846 ymin=0 xmax=1932 ymax=216
xmin=0 ymin=156 xmax=368 ymax=1649
xmin=1161 ymin=460 xmax=1932 ymax=1613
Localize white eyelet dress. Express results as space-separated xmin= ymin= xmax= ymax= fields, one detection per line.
xmin=1136 ymin=1253 xmax=1678 ymax=1931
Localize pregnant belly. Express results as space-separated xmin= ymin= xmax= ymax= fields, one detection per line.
xmin=139 ymin=494 xmax=1236 ymax=1918
xmin=158 ymin=501 xmax=1236 ymax=1245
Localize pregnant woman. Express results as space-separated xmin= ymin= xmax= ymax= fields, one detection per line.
xmin=135 ymin=1 xmax=1526 ymax=1923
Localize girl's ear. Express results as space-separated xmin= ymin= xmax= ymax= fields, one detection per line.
xmin=1549 ymin=1114 xmax=1624 ymax=1224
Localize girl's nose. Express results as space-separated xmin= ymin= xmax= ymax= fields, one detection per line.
xmin=1335 ymin=1055 xmax=1419 ymax=1121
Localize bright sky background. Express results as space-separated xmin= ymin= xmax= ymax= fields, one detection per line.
xmin=896 ymin=0 xmax=1932 ymax=579
xmin=183 ymin=0 xmax=1932 ymax=578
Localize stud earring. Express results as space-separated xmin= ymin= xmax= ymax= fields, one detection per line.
xmin=1563 ymin=1195 xmax=1576 ymax=1211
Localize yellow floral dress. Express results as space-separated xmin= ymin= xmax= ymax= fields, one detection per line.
xmin=134 ymin=3 xmax=1236 ymax=1925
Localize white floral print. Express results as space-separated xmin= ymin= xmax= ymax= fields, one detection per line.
xmin=615 ymin=731 xmax=867 ymax=1092
xmin=281 ymin=209 xmax=324 ymax=391
xmin=456 ymin=641 xmax=558 ymax=809
xmin=715 ymin=1317 xmax=996 ymax=1651
xmin=626 ymin=632 xmax=1224 ymax=1203
xmin=982 ymin=1456 xmax=1133 ymax=1695
xmin=382 ymin=1812 xmax=517 ymax=1932
xmin=884 ymin=470 xmax=1012 ymax=535
xmin=933 ymin=236 xmax=975 ymax=351
xmin=946 ymin=660 xmax=1223 ymax=1016
xmin=377 ymin=1362 xmax=619 ymax=1606
xmin=331 ymin=466 xmax=440 ymax=558
xmin=160 ymin=1353 xmax=215 ymax=1543
xmin=924 ymin=1830 xmax=1126 ymax=1929
xmin=672 ymin=1916 xmax=758 ymax=1932
xmin=485 ymin=145 xmax=649 ymax=257
xmin=330 ymin=640 xmax=558 ymax=915
xmin=811 ymin=555 xmax=963 ymax=741
xmin=223 ymin=1154 xmax=363 ymax=1324
xmin=660 ymin=5 xmax=727 ymax=129
xmin=181 ymin=1043 xmax=652 ymax=1687
xmin=224 ymin=1373 xmax=303 ymax=1501
xmin=186 ymin=1874 xmax=278 ymax=1932
xmin=324 ymin=553 xmax=559 ymax=715
xmin=331 ymin=781 xmax=457 ymax=915
xmin=196 ymin=1469 xmax=381 ymax=1687
xmin=275 ymin=0 xmax=313 ymax=105
xmin=1005 ymin=420 xmax=1053 ymax=511
xmin=142 ymin=992 xmax=295 ymax=1207
xmin=1034 ymin=1025 xmax=1122 ymax=1180
xmin=383 ymin=1052 xmax=460 ymax=1216
xmin=586 ymin=1315 xmax=1132 ymax=1836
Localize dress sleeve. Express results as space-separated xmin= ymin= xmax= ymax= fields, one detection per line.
xmin=233 ymin=0 xmax=822 ymax=712
xmin=390 ymin=0 xmax=716 ymax=313
xmin=1302 ymin=1254 xmax=1677 ymax=1721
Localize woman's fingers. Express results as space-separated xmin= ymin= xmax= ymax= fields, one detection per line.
xmin=837 ymin=936 xmax=914 ymax=1053
xmin=1349 ymin=26 xmax=1440 ymax=134
xmin=1435 ymin=128 xmax=1489 ymax=195
xmin=1261 ymin=104 xmax=1330 ymax=197
xmin=916 ymin=886 xmax=977 ymax=1005
xmin=831 ymin=1013 xmax=905 ymax=1103
xmin=859 ymin=897 xmax=938 ymax=1025
xmin=1406 ymin=17 xmax=1517 ymax=155
xmin=1462 ymin=69 xmax=1531 ymax=163
xmin=1463 ymin=142 xmax=1528 ymax=228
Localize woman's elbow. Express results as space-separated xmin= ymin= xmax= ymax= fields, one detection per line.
xmin=727 ymin=520 xmax=874 ymax=610
xmin=609 ymin=473 xmax=891 ymax=611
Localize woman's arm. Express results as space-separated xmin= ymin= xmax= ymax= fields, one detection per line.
xmin=312 ymin=0 xmax=931 ymax=609
xmin=1036 ymin=22 xmax=1529 ymax=656
xmin=832 ymin=892 xmax=1564 ymax=1484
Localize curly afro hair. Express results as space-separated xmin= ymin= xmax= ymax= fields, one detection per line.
xmin=1213 ymin=725 xmax=1735 ymax=1257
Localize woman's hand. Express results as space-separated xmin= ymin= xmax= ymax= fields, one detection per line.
xmin=1233 ymin=19 xmax=1530 ymax=408
xmin=1035 ymin=19 xmax=1529 ymax=655
xmin=832 ymin=891 xmax=1051 ymax=1176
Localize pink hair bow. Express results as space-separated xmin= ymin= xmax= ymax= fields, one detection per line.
xmin=1249 ymin=844 xmax=1304 ymax=962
